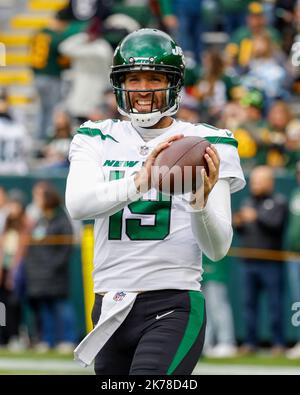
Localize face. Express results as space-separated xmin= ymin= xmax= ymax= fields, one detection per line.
xmin=222 ymin=102 xmax=246 ymax=128
xmin=124 ymin=71 xmax=169 ymax=113
xmin=268 ymin=104 xmax=291 ymax=130
xmin=53 ymin=110 xmax=70 ymax=129
xmin=7 ymin=201 xmax=23 ymax=219
xmin=247 ymin=14 xmax=265 ymax=32
xmin=33 ymin=184 xmax=45 ymax=209
xmin=0 ymin=98 xmax=9 ymax=114
xmin=250 ymin=167 xmax=274 ymax=196
xmin=245 ymin=105 xmax=261 ymax=121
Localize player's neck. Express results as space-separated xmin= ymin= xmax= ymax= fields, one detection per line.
xmin=133 ymin=117 xmax=174 ymax=143
xmin=134 ymin=117 xmax=174 ymax=143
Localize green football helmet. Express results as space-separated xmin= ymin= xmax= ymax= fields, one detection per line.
xmin=110 ymin=28 xmax=185 ymax=128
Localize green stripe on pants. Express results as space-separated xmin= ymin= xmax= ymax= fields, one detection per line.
xmin=167 ymin=291 xmax=205 ymax=375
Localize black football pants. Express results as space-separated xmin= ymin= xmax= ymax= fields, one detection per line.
xmin=92 ymin=289 xmax=206 ymax=375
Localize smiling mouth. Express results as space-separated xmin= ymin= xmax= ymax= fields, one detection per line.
xmin=134 ymin=100 xmax=157 ymax=112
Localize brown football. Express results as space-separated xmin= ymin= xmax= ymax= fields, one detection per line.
xmin=152 ymin=136 xmax=211 ymax=195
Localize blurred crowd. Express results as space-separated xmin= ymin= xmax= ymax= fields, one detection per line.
xmin=0 ymin=0 xmax=300 ymax=359
xmin=0 ymin=181 xmax=78 ymax=353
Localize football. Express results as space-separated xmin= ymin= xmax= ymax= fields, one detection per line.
xmin=152 ymin=136 xmax=211 ymax=195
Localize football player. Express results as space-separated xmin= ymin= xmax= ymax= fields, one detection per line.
xmin=66 ymin=28 xmax=245 ymax=375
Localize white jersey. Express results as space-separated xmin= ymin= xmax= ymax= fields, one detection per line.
xmin=68 ymin=118 xmax=245 ymax=293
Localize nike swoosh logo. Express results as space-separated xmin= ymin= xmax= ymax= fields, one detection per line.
xmin=226 ymin=131 xmax=232 ymax=137
xmin=156 ymin=310 xmax=175 ymax=320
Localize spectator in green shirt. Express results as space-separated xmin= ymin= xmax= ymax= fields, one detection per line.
xmin=226 ymin=1 xmax=281 ymax=70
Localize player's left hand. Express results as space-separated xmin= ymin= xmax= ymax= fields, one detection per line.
xmin=190 ymin=145 xmax=220 ymax=209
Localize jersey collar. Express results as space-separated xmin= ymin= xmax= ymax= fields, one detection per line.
xmin=131 ymin=118 xmax=176 ymax=145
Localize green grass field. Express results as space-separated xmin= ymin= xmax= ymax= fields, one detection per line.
xmin=0 ymin=349 xmax=92 ymax=375
xmin=0 ymin=349 xmax=74 ymax=360
xmin=0 ymin=350 xmax=299 ymax=375
xmin=202 ymin=355 xmax=300 ymax=366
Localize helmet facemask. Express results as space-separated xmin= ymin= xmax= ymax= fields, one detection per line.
xmin=111 ymin=66 xmax=183 ymax=128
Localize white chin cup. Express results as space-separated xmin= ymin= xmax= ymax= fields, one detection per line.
xmin=130 ymin=109 xmax=163 ymax=128
xmin=117 ymin=106 xmax=164 ymax=127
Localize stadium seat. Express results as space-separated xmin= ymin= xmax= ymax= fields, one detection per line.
xmin=10 ymin=14 xmax=50 ymax=29
xmin=28 ymin=0 xmax=68 ymax=12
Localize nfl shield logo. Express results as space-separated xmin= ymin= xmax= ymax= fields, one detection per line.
xmin=113 ymin=291 xmax=126 ymax=302
xmin=139 ymin=146 xmax=149 ymax=156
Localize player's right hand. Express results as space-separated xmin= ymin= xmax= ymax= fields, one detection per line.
xmin=190 ymin=145 xmax=220 ymax=209
xmin=134 ymin=134 xmax=183 ymax=193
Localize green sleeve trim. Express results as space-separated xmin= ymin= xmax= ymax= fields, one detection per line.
xmin=201 ymin=122 xmax=220 ymax=131
xmin=205 ymin=136 xmax=238 ymax=148
xmin=77 ymin=127 xmax=118 ymax=143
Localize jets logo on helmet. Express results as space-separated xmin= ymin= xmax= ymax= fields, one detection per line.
xmin=110 ymin=28 xmax=185 ymax=128
xmin=172 ymin=46 xmax=183 ymax=56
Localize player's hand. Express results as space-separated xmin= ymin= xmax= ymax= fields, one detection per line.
xmin=134 ymin=134 xmax=184 ymax=193
xmin=190 ymin=145 xmax=220 ymax=209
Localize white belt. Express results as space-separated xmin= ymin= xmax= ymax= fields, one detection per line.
xmin=74 ymin=291 xmax=138 ymax=367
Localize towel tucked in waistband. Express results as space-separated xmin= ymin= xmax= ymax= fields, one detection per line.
xmin=74 ymin=291 xmax=138 ymax=367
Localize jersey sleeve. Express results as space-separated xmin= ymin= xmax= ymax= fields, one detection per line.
xmin=66 ymin=121 xmax=142 ymax=220
xmin=203 ymin=126 xmax=246 ymax=194
xmin=68 ymin=119 xmax=119 ymax=163
xmin=69 ymin=130 xmax=103 ymax=163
